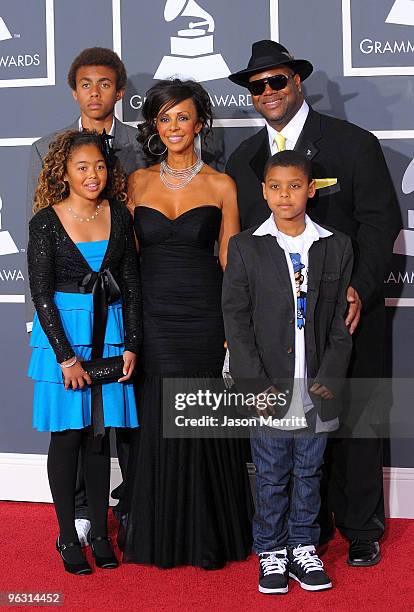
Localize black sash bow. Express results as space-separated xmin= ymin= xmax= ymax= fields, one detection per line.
xmin=57 ymin=269 xmax=121 ymax=441
xmin=81 ymin=270 xmax=120 ymax=440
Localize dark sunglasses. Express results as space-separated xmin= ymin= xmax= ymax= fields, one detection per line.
xmin=247 ymin=74 xmax=294 ymax=96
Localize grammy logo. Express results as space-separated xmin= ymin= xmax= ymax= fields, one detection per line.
xmin=154 ymin=0 xmax=231 ymax=82
xmin=393 ymin=211 xmax=414 ymax=256
xmin=386 ymin=0 xmax=414 ymax=26
xmin=0 ymin=16 xmax=12 ymax=42
xmin=393 ymin=162 xmax=414 ymax=256
xmin=0 ymin=196 xmax=19 ymax=256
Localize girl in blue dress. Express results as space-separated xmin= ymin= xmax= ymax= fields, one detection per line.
xmin=27 ymin=130 xmax=141 ymax=575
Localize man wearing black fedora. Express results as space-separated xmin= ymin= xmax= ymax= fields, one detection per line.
xmin=226 ymin=40 xmax=400 ymax=567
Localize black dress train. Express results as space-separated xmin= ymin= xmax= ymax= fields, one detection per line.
xmin=121 ymin=205 xmax=253 ymax=568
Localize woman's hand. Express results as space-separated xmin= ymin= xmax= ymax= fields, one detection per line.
xmin=118 ymin=350 xmax=137 ymax=382
xmin=60 ymin=357 xmax=92 ymax=390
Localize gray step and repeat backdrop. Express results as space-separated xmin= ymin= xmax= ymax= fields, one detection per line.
xmin=0 ymin=0 xmax=413 ymax=464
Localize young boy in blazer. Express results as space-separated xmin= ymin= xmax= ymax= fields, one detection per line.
xmin=222 ymin=150 xmax=353 ymax=594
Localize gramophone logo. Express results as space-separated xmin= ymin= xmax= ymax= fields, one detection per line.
xmin=394 ymin=161 xmax=414 ymax=256
xmin=342 ymin=0 xmax=414 ymax=76
xmin=0 ymin=195 xmax=18 ymax=256
xmin=386 ymin=0 xmax=414 ymax=26
xmin=0 ymin=17 xmax=12 ymax=41
xmin=154 ymin=0 xmax=231 ymax=82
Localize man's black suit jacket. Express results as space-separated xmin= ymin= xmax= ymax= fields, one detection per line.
xmin=222 ymin=226 xmax=353 ymax=422
xmin=226 ymin=108 xmax=401 ymax=384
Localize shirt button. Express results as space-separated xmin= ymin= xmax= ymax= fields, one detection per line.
xmin=289 ymin=319 xmax=294 ymax=324
xmin=287 ymin=347 xmax=293 ymax=354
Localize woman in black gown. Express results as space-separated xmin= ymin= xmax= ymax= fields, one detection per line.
xmin=121 ymin=79 xmax=253 ymax=569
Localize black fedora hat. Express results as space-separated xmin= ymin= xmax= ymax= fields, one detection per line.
xmin=229 ymin=40 xmax=313 ymax=87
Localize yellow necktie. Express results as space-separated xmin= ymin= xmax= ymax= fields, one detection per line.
xmin=274 ymin=133 xmax=286 ymax=152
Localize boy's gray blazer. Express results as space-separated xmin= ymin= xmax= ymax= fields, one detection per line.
xmin=25 ymin=117 xmax=145 ymax=328
xmin=222 ymin=226 xmax=353 ymax=422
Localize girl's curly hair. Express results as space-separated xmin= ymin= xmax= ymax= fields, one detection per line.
xmin=33 ymin=130 xmax=127 ymax=213
xmin=138 ymin=78 xmax=213 ymax=164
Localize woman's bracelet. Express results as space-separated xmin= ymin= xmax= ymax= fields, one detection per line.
xmin=60 ymin=356 xmax=77 ymax=369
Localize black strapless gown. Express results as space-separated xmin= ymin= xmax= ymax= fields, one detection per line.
xmin=121 ymin=205 xmax=253 ymax=568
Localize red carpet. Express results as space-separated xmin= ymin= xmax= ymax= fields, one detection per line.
xmin=0 ymin=502 xmax=413 ymax=611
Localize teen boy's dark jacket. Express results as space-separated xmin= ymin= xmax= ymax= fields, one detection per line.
xmin=27 ymin=200 xmax=141 ymax=364
xmin=222 ymin=226 xmax=353 ymax=422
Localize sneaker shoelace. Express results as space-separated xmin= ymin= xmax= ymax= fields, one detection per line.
xmin=292 ymin=545 xmax=324 ymax=573
xmin=259 ymin=552 xmax=288 ymax=576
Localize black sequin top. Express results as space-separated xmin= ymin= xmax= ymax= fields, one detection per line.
xmin=27 ymin=199 xmax=142 ymax=364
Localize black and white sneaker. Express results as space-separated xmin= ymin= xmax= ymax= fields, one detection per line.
xmin=258 ymin=549 xmax=289 ymax=594
xmin=288 ymin=545 xmax=332 ymax=591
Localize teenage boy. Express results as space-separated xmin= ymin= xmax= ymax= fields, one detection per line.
xmin=27 ymin=46 xmax=144 ymax=224
xmin=26 ymin=47 xmax=144 ymax=544
xmin=222 ymin=150 xmax=353 ymax=594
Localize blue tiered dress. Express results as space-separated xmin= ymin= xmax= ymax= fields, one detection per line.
xmin=28 ymin=240 xmax=138 ymax=432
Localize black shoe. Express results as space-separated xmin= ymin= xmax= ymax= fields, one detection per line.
xmin=88 ymin=534 xmax=119 ymax=569
xmin=258 ymin=549 xmax=289 ymax=594
xmin=56 ymin=537 xmax=92 ymax=575
xmin=288 ymin=545 xmax=332 ymax=591
xmin=347 ymin=539 xmax=381 ymax=567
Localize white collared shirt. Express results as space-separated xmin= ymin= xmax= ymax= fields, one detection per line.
xmin=266 ymin=101 xmax=309 ymax=155
xmin=78 ymin=116 xmax=115 ymax=139
xmin=253 ymin=214 xmax=338 ymax=433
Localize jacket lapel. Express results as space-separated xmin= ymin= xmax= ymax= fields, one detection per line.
xmin=294 ymin=108 xmax=322 ymax=162
xmin=263 ymin=236 xmax=295 ymax=310
xmin=112 ymin=117 xmax=130 ymax=148
xmin=249 ymin=110 xmax=322 ymax=178
xmin=249 ymin=128 xmax=270 ymax=182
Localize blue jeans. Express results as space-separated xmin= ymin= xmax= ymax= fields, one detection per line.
xmin=250 ymin=420 xmax=327 ymax=552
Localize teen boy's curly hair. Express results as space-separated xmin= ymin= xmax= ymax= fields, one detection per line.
xmin=33 ymin=130 xmax=127 ymax=213
xmin=67 ymin=47 xmax=127 ymax=91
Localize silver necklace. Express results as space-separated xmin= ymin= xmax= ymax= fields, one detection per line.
xmin=66 ymin=203 xmax=102 ymax=223
xmin=160 ymin=157 xmax=204 ymax=190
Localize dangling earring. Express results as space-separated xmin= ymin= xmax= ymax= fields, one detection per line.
xmin=194 ymin=133 xmax=202 ymax=157
xmin=147 ymin=133 xmax=167 ymax=156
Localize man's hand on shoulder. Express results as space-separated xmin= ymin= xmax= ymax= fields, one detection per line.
xmin=345 ymin=286 xmax=362 ymax=334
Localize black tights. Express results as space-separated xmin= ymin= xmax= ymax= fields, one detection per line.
xmin=47 ymin=428 xmax=110 ymax=544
